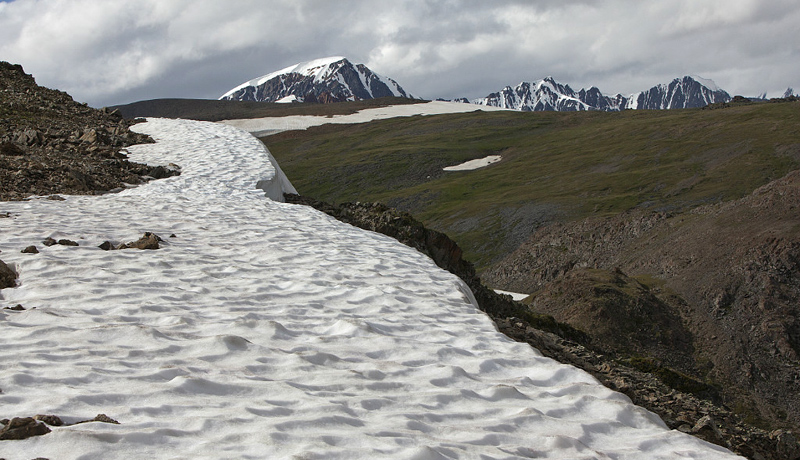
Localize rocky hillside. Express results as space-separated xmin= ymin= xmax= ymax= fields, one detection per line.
xmin=0 ymin=62 xmax=178 ymax=201
xmin=484 ymin=169 xmax=800 ymax=435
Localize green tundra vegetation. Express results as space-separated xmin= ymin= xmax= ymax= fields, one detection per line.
xmin=263 ymin=100 xmax=800 ymax=271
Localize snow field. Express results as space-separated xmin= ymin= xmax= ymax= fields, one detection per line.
xmin=220 ymin=100 xmax=510 ymax=137
xmin=443 ymin=155 xmax=503 ymax=171
xmin=0 ymin=119 xmax=741 ymax=459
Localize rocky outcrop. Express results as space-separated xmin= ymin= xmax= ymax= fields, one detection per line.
xmin=0 ymin=414 xmax=120 ymax=442
xmin=0 ymin=61 xmax=179 ymax=201
xmin=0 ymin=417 xmax=50 ymax=440
xmin=118 ymin=232 xmax=162 ymax=250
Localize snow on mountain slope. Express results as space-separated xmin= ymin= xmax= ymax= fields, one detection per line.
xmin=220 ymin=57 xmax=413 ymax=103
xmin=474 ymin=76 xmax=731 ymax=111
xmin=625 ymin=76 xmax=732 ymax=110
xmin=474 ymin=77 xmax=592 ymax=112
xmin=0 ymin=119 xmax=742 ymax=459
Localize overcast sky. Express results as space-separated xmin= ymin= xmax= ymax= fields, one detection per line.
xmin=1 ymin=0 xmax=797 ymax=107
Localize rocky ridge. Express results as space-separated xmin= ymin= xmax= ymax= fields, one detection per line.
xmin=284 ymin=193 xmax=799 ymax=460
xmin=0 ymin=61 xmax=179 ymax=201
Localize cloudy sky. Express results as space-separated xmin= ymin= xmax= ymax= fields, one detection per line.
xmin=1 ymin=0 xmax=797 ymax=107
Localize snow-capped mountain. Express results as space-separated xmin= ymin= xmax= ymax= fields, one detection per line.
xmin=627 ymin=76 xmax=731 ymax=109
xmin=220 ymin=56 xmax=414 ymax=103
xmin=473 ymin=75 xmax=731 ymax=111
xmin=477 ymin=77 xmax=592 ymax=112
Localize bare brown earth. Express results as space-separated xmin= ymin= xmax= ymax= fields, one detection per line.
xmin=484 ymin=169 xmax=800 ymax=434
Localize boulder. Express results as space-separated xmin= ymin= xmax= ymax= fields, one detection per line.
xmin=0 ymin=417 xmax=51 ymax=440
xmin=120 ymin=232 xmax=162 ymax=250
xmin=98 ymin=241 xmax=115 ymax=251
xmin=0 ymin=260 xmax=16 ymax=289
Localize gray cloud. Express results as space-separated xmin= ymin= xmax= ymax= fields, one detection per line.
xmin=0 ymin=0 xmax=796 ymax=107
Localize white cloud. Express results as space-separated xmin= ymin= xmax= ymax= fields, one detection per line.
xmin=0 ymin=0 xmax=797 ymax=106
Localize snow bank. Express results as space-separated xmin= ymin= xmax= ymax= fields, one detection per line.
xmin=220 ymin=101 xmax=510 ymax=137
xmin=443 ymin=154 xmax=502 ymax=171
xmin=494 ymin=289 xmax=529 ymax=301
xmin=0 ymin=119 xmax=741 ymax=459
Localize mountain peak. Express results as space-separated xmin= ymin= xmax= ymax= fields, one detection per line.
xmin=688 ymin=75 xmax=720 ymax=92
xmin=220 ymin=57 xmax=414 ymax=103
xmin=474 ymin=75 xmax=731 ymax=112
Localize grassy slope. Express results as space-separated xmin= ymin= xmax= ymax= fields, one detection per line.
xmin=264 ymin=102 xmax=800 ymax=270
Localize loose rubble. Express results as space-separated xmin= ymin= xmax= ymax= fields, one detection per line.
xmin=0 ymin=61 xmax=180 ymax=201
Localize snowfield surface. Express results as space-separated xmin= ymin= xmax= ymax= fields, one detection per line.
xmin=220 ymin=100 xmax=510 ymax=137
xmin=443 ymin=155 xmax=502 ymax=171
xmin=0 ymin=119 xmax=742 ymax=459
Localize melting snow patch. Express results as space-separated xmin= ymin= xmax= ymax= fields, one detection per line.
xmin=276 ymin=94 xmax=299 ymax=103
xmin=494 ymin=289 xmax=529 ymax=301
xmin=443 ymin=155 xmax=502 ymax=171
xmin=220 ymin=101 xmax=511 ymax=137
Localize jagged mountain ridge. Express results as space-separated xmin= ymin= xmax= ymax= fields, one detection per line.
xmin=473 ymin=75 xmax=732 ymax=111
xmin=220 ymin=57 xmax=414 ymax=103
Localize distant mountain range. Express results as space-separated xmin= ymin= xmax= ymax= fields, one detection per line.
xmin=219 ymin=56 xmax=413 ymax=103
xmin=220 ymin=56 xmax=798 ymax=111
xmin=472 ymin=75 xmax=731 ymax=111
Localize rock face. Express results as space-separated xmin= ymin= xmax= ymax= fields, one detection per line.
xmin=473 ymin=75 xmax=731 ymax=111
xmin=0 ymin=61 xmax=179 ymax=201
xmin=220 ymin=57 xmax=414 ymax=103
xmin=484 ymin=169 xmax=800 ymax=434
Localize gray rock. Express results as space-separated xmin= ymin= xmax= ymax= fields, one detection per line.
xmin=0 ymin=417 xmax=51 ymax=440
xmin=120 ymin=232 xmax=161 ymax=250
xmin=0 ymin=260 xmax=16 ymax=289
